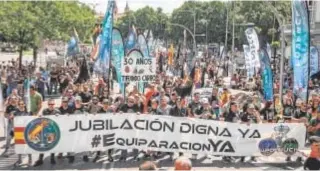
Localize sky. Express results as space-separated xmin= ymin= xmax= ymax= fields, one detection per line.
xmin=79 ymin=0 xmax=186 ymax=14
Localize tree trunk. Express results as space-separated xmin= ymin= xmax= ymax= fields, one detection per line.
xmin=33 ymin=46 xmax=38 ymax=67
xmin=19 ymin=45 xmax=23 ymax=70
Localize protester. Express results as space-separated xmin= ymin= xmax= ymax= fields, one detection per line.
xmin=174 ymin=157 xmax=192 ymax=171
xmin=12 ymin=100 xmax=32 ymax=166
xmin=29 ymin=85 xmax=42 ymax=115
xmin=240 ymin=104 xmax=261 ymax=162
xmin=34 ymin=99 xmax=61 ymax=167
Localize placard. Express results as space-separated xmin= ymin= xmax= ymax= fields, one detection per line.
xmin=121 ymin=50 xmax=156 ymax=82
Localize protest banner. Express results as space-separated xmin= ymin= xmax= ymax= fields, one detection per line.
xmin=121 ymin=49 xmax=157 ymax=82
xmin=15 ymin=114 xmax=305 ymax=157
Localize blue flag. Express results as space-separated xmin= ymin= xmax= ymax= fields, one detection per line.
xmin=111 ymin=28 xmax=125 ymax=94
xmin=125 ymin=25 xmax=137 ymax=53
xmin=310 ymin=46 xmax=319 ymax=76
xmin=137 ymin=34 xmax=150 ymax=93
xmin=292 ymin=0 xmax=309 ymax=101
xmin=94 ymin=0 xmax=114 ymax=78
xmin=259 ymin=49 xmax=273 ymax=101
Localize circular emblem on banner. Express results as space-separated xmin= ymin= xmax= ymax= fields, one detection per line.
xmin=282 ymin=138 xmax=299 ymax=156
xmin=24 ymin=118 xmax=60 ymax=152
xmin=258 ymin=138 xmax=277 ymax=156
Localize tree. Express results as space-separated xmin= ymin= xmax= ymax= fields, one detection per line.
xmin=114 ymin=6 xmax=168 ymax=39
xmin=0 ymin=1 xmax=95 ymax=67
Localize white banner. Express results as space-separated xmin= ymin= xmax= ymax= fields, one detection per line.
xmin=245 ymin=28 xmax=260 ymax=69
xmin=121 ymin=56 xmax=156 ymax=82
xmin=243 ymin=44 xmax=254 ymax=78
xmin=15 ymin=114 xmax=306 ymax=157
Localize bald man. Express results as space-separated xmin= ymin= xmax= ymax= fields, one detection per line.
xmin=139 ymin=161 xmax=157 ymax=170
xmin=175 ymin=157 xmax=192 ymax=171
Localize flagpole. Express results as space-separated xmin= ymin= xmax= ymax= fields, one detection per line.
xmin=306 ymin=1 xmax=311 ymax=103
xmin=108 ymin=1 xmax=114 ymax=99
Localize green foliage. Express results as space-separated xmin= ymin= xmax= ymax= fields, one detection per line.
xmin=271 ymin=41 xmax=280 ymax=48
xmin=0 ymin=1 xmax=95 ymax=49
xmin=114 ymin=6 xmax=168 ymax=39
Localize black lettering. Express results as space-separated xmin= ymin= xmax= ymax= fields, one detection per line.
xmin=192 ymin=143 xmax=201 ymax=151
xmin=110 ymin=119 xmax=119 ymax=130
xmin=180 ymin=142 xmax=188 ymax=150
xmin=196 ymin=125 xmax=206 ymax=134
xmin=150 ymin=120 xmax=162 ymax=131
xmin=249 ymin=130 xmax=261 ymax=138
xmin=126 ymin=138 xmax=134 ymax=146
xmin=207 ymin=126 xmax=218 ymax=136
xmin=163 ymin=122 xmax=174 ymax=132
xmin=79 ymin=120 xmax=91 ymax=131
xmin=219 ymin=141 xmax=235 ymax=153
xmin=208 ymin=139 xmax=223 ymax=152
xmin=93 ymin=120 xmax=104 ymax=130
xmin=169 ymin=142 xmax=179 ymax=149
xmin=103 ymin=133 xmax=115 ymax=147
xmin=148 ymin=140 xmax=158 ymax=148
xmin=138 ymin=139 xmax=147 ymax=146
xmin=120 ymin=119 xmax=133 ymax=130
xmin=69 ymin=121 xmax=78 ymax=132
xmin=180 ymin=123 xmax=191 ymax=133
xmin=116 ymin=138 xmax=125 ymax=146
xmin=158 ymin=141 xmax=168 ymax=149
xmin=219 ymin=128 xmax=232 ymax=137
xmin=202 ymin=143 xmax=211 ymax=152
xmin=134 ymin=119 xmax=145 ymax=130
xmin=238 ymin=128 xmax=250 ymax=138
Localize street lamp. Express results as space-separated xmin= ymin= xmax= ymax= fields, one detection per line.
xmin=199 ymin=19 xmax=208 ymax=53
xmin=172 ymin=10 xmax=196 ymax=55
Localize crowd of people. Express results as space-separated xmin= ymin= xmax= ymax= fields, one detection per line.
xmin=0 ymin=52 xmax=319 ymax=169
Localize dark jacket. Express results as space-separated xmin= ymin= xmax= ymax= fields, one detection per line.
xmin=169 ymin=106 xmax=187 ymax=117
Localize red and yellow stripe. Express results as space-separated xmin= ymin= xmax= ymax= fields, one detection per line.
xmin=14 ymin=127 xmax=26 ymax=144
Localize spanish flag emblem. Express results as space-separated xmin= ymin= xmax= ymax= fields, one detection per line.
xmin=14 ymin=127 xmax=26 ymax=145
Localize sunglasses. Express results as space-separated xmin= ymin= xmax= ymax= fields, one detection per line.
xmin=171 ymin=94 xmax=176 ymax=96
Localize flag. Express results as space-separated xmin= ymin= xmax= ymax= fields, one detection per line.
xmin=66 ymin=37 xmax=78 ymax=56
xmin=137 ymin=34 xmax=150 ymax=57
xmin=126 ymin=25 xmax=137 ymax=53
xmin=310 ymin=46 xmax=319 ymax=76
xmin=243 ymin=44 xmax=254 ymax=78
xmin=93 ymin=0 xmax=114 ymax=78
xmin=90 ymin=34 xmax=101 ymax=61
xmin=74 ymin=58 xmax=90 ymax=84
xmin=292 ymin=0 xmax=309 ymax=101
xmin=245 ymin=27 xmax=260 ymax=70
xmin=111 ymin=28 xmax=125 ymax=94
xmin=259 ymin=49 xmax=274 ymax=101
xmin=266 ymin=43 xmax=272 ymax=60
xmin=168 ymin=44 xmax=174 ymax=66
